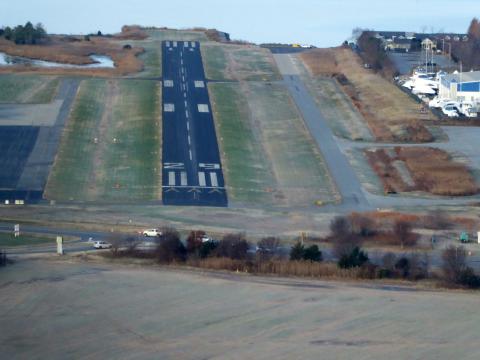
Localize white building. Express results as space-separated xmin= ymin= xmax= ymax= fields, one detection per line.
xmin=439 ymin=71 xmax=480 ymax=106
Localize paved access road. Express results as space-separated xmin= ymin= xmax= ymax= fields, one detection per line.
xmin=162 ymin=41 xmax=227 ymax=207
xmin=274 ymin=54 xmax=371 ymax=211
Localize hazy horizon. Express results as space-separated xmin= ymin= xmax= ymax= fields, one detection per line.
xmin=1 ymin=0 xmax=478 ymax=46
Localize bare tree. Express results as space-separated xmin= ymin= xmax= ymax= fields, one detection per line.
xmin=215 ymin=233 xmax=249 ymax=260
xmin=393 ymin=221 xmax=417 ymax=248
xmin=257 ymin=237 xmax=280 ymax=260
xmin=442 ymin=245 xmax=468 ymax=284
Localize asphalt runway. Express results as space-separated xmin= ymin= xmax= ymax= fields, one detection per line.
xmin=161 ymin=41 xmax=227 ymax=207
xmin=0 ymin=78 xmax=79 ymax=204
xmin=0 ymin=126 xmax=39 ymax=189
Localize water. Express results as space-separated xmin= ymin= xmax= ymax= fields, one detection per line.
xmin=0 ymin=53 xmax=115 ymax=68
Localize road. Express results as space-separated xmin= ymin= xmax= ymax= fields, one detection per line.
xmin=161 ymin=40 xmax=227 ymax=207
xmin=274 ymin=54 xmax=371 ymax=211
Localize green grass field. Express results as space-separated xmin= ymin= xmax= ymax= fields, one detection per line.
xmin=243 ymin=82 xmax=337 ymax=206
xmin=45 ymin=79 xmax=107 ymax=201
xmin=46 ymin=79 xmax=161 ymax=202
xmin=209 ymin=83 xmax=274 ymax=205
xmin=0 ymin=232 xmax=54 ymax=247
xmin=305 ymin=77 xmax=374 ymax=141
xmin=210 ymin=81 xmax=336 ymax=207
xmin=202 ymin=43 xmax=280 ymax=81
xmin=97 ymin=80 xmax=161 ymax=201
xmin=0 ymin=75 xmax=59 ymax=103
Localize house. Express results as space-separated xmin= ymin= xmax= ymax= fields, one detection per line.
xmin=385 ymin=38 xmax=412 ymax=52
xmin=421 ymin=38 xmax=437 ymax=51
xmin=439 ymin=71 xmax=480 ymax=105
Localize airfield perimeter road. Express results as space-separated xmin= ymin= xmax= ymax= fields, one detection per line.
xmin=273 ymin=54 xmax=371 ymax=211
xmin=161 ymin=41 xmax=227 ymax=207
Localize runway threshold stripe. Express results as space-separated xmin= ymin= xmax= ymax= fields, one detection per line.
xmin=181 ymin=171 xmax=187 ymax=186
xmin=168 ymin=172 xmax=176 ymax=186
xmin=198 ymin=172 xmax=206 ymax=187
xmin=210 ymin=172 xmax=219 ymax=188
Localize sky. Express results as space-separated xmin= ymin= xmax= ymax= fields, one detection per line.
xmin=1 ymin=0 xmax=478 ymax=47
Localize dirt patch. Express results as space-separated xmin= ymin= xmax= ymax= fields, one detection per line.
xmin=300 ymin=47 xmax=435 ymax=143
xmin=0 ymin=36 xmax=144 ymax=77
xmin=113 ymin=25 xmax=149 ymax=40
xmin=366 ymin=147 xmax=478 ymax=196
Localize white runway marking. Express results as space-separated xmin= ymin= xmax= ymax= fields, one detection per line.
xmin=184 ymin=92 xmax=187 ymax=98
xmin=198 ymin=104 xmax=209 ymax=113
xmin=189 ymin=150 xmax=193 ymax=161
xmin=185 ymin=110 xmax=189 ymax=118
xmin=198 ymin=172 xmax=206 ymax=187
xmin=187 ymin=122 xmax=190 ymax=131
xmin=184 ymin=41 xmax=189 ymax=47
xmin=188 ymin=135 xmax=191 ymax=145
xmin=184 ymin=100 xmax=188 ymax=108
xmin=182 ymin=75 xmax=185 ymax=82
xmin=181 ymin=67 xmax=185 ymax=74
xmin=164 ymin=162 xmax=185 ymax=169
xmin=194 ymin=81 xmax=205 ymax=88
xmin=168 ymin=172 xmax=176 ymax=186
xmin=173 ymin=41 xmax=177 ymax=47
xmin=166 ymin=41 xmax=170 ymax=47
xmin=181 ymin=171 xmax=187 ymax=186
xmin=164 ymin=80 xmax=174 ymax=87
xmin=191 ymin=42 xmax=196 ymax=48
xmin=164 ymin=103 xmax=175 ymax=112
xmin=210 ymin=172 xmax=219 ymax=187
xmin=199 ymin=163 xmax=221 ymax=170
xmin=180 ymin=58 xmax=183 ymax=65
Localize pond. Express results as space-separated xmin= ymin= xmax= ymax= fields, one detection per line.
xmin=0 ymin=53 xmax=115 ymax=68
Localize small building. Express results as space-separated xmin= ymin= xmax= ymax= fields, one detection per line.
xmin=385 ymin=38 xmax=412 ymax=52
xmin=439 ymin=71 xmax=480 ymax=105
xmin=421 ymin=38 xmax=437 ymax=51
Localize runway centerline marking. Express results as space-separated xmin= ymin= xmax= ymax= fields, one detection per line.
xmin=189 ymin=150 xmax=193 ymax=161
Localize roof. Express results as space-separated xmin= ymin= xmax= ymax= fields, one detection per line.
xmin=442 ymin=71 xmax=480 ymax=84
xmin=392 ymin=38 xmax=412 ymax=45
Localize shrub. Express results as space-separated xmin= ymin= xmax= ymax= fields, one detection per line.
xmin=304 ymin=245 xmax=322 ymax=262
xmin=156 ymin=228 xmax=186 ymax=263
xmin=290 ymin=241 xmax=305 ymax=261
xmin=338 ymin=247 xmax=369 ymax=269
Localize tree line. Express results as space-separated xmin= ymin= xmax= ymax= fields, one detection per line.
xmin=0 ymin=22 xmax=48 ymax=45
xmin=104 ymin=212 xmax=480 ymax=289
xmin=451 ymin=18 xmax=480 ymax=70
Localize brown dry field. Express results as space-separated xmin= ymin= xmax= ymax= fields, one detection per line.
xmin=366 ymin=147 xmax=478 ymax=196
xmin=0 ymin=33 xmax=144 ymax=77
xmin=300 ymin=47 xmax=435 ymax=142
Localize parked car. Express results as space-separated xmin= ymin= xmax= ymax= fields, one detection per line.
xmin=93 ymin=241 xmax=112 ymax=249
xmin=142 ymin=229 xmax=162 ymax=237
xmin=201 ymin=235 xmax=212 ymax=243
xmin=442 ymin=105 xmax=459 ymax=117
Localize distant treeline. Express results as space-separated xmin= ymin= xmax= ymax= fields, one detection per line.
xmin=451 ymin=18 xmax=480 ymax=70
xmin=0 ymin=22 xmax=48 ymax=45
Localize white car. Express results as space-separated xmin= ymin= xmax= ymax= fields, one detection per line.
xmin=93 ymin=241 xmax=112 ymax=249
xmin=201 ymin=235 xmax=212 ymax=243
xmin=142 ymin=229 xmax=162 ymax=237
xmin=442 ymin=105 xmax=459 ymax=117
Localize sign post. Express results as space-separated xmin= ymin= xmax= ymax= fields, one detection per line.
xmin=56 ymin=236 xmax=64 ymax=255
xmin=14 ymin=224 xmax=20 ymax=238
